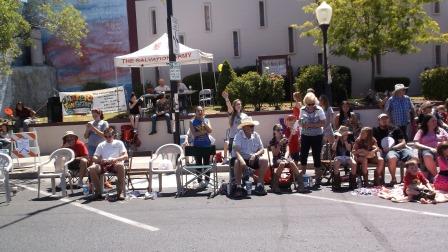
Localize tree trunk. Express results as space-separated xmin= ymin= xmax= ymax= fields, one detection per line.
xmin=370 ymin=56 xmax=376 ymax=90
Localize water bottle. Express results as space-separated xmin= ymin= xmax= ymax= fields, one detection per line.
xmin=245 ymin=180 xmax=252 ymax=195
xmin=82 ymin=184 xmax=89 ymax=196
xmin=356 ymin=176 xmax=362 ymax=188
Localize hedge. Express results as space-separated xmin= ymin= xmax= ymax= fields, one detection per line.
xmin=374 ymin=77 xmax=410 ymax=93
xmin=294 ymin=65 xmax=351 ymax=106
xmin=421 ymin=67 xmax=448 ymax=100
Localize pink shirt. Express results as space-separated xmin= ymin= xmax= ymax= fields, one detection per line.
xmin=413 ymin=129 xmax=448 ymax=148
xmin=438 ymin=156 xmax=448 ymax=171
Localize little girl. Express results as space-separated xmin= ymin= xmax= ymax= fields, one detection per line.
xmin=434 ymin=141 xmax=448 ymax=192
xmin=269 ymin=124 xmax=306 ymax=193
xmin=353 ymin=127 xmax=384 ymax=188
xmin=284 ymin=114 xmax=301 ymax=164
xmin=403 ymin=159 xmax=436 ymax=204
xmin=331 ymin=126 xmax=357 ymax=190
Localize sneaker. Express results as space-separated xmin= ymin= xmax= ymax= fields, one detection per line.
xmin=253 ymin=184 xmax=267 ymax=196
xmin=148 ymin=131 xmax=156 ymax=135
xmin=144 ymin=191 xmax=154 ymax=200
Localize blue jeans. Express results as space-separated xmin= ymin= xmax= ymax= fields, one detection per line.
xmin=150 ymin=113 xmax=172 ymax=133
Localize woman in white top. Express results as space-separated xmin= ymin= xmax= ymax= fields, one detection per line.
xmin=222 ymin=91 xmax=248 ymax=163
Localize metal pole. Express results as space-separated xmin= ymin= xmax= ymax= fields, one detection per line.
xmin=167 ymin=0 xmax=180 ymax=144
xmin=321 ymin=24 xmax=332 ymax=106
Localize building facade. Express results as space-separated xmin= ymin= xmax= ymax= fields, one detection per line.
xmin=134 ymin=0 xmax=448 ymax=96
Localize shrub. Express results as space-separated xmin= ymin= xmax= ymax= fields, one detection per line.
xmin=294 ymin=65 xmax=350 ymax=106
xmin=374 ymin=77 xmax=410 ymax=93
xmin=182 ymin=72 xmax=217 ymax=105
xmin=421 ymin=67 xmax=448 ymax=100
xmin=216 ymin=60 xmax=237 ymax=109
xmin=226 ymin=72 xmax=284 ymax=111
xmin=82 ymin=82 xmax=110 ymax=91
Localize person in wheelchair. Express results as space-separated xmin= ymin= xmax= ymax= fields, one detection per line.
xmin=61 ymin=131 xmax=89 ymax=188
xmin=331 ymin=126 xmax=357 ymax=190
xmin=88 ymin=127 xmax=128 ymax=201
xmin=232 ymin=117 xmax=268 ymax=197
xmin=269 ymin=124 xmax=307 ymax=194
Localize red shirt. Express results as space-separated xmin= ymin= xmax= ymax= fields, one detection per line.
xmin=70 ymin=139 xmax=89 ymax=157
xmin=403 ymin=171 xmax=428 ymax=194
xmin=284 ymin=127 xmax=300 ymax=154
xmin=292 ymin=107 xmax=300 ymax=120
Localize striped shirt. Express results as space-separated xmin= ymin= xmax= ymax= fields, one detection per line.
xmin=232 ymin=130 xmax=263 ymax=160
xmin=385 ymin=95 xmax=414 ymax=126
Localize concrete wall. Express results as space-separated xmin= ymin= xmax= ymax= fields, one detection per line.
xmin=135 ymin=0 xmax=447 ymax=96
xmin=10 ymin=66 xmax=57 ymax=116
xmin=33 ymin=108 xmax=381 ymax=155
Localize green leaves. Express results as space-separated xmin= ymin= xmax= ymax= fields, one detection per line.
xmin=421 ymin=67 xmax=448 ymax=100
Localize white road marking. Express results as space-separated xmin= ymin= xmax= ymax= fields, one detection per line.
xmin=293 ymin=193 xmax=448 ymax=218
xmin=17 ymin=184 xmax=159 ymax=232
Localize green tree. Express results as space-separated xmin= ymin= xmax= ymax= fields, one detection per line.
xmin=217 ymin=60 xmax=237 ymax=110
xmin=0 ymin=0 xmax=88 ymax=75
xmin=298 ymin=0 xmax=448 ymax=88
xmin=0 ymin=0 xmax=30 ymax=75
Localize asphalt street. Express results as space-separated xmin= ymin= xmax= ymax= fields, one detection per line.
xmin=1 ymin=178 xmax=448 ymax=252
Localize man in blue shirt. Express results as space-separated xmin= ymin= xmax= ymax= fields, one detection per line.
xmin=385 ymin=84 xmax=415 ymax=141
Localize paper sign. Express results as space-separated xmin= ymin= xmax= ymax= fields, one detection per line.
xmin=16 ymin=139 xmax=30 ymax=154
xmin=169 ymin=62 xmax=181 ymax=81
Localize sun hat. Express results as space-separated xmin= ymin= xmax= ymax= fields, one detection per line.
xmin=334 ymin=125 xmax=352 ymax=137
xmin=392 ymin=83 xmax=408 ymax=94
xmin=63 ymin=131 xmax=78 ymax=140
xmin=237 ymin=117 xmax=260 ymax=129
xmin=377 ymin=113 xmax=389 ymax=119
xmin=420 ymin=101 xmax=435 ymax=110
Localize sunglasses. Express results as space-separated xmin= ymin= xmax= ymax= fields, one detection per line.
xmin=104 ymin=134 xmax=114 ymax=138
xmin=307 ymin=103 xmax=315 ymax=106
xmin=274 ymin=129 xmax=282 ymax=132
xmin=248 ymin=125 xmax=255 ymax=128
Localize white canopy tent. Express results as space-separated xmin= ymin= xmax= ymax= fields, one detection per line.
xmin=114 ymin=33 xmax=217 ymax=92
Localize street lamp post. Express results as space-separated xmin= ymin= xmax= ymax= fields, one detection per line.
xmin=316 ymin=1 xmax=333 ymax=105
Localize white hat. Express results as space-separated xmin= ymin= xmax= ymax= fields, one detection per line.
xmin=377 ymin=113 xmax=389 ymax=119
xmin=237 ymin=117 xmax=260 ymax=129
xmin=392 ymin=83 xmax=408 ymax=94
xmin=62 ymin=131 xmax=78 ymax=140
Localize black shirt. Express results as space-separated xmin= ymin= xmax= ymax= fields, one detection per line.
xmin=129 ymin=100 xmax=142 ymax=115
xmin=373 ymin=126 xmax=404 ymax=150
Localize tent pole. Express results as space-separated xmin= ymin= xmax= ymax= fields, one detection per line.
xmin=212 ymin=60 xmax=217 ymax=94
xmin=199 ymin=60 xmax=204 ymax=105
xmin=115 ymin=68 xmax=119 ymax=113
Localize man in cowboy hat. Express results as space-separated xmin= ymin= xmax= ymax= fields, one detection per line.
xmin=231 ymin=117 xmax=269 ymax=197
xmin=61 ymin=131 xmax=89 ymax=188
xmin=384 ymin=83 xmax=415 ymax=141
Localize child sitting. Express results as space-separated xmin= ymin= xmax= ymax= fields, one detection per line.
xmin=434 ymin=141 xmax=448 ymax=192
xmin=403 ymin=159 xmax=436 ymax=204
xmin=353 ymin=127 xmax=384 ymax=188
xmin=331 ymin=126 xmax=357 ymax=190
xmin=269 ymin=124 xmax=307 ymax=194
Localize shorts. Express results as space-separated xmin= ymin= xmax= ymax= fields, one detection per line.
xmin=243 ymin=156 xmax=260 ymax=170
xmin=334 ymin=156 xmax=352 ymax=166
xmin=386 ymin=148 xmax=413 ymax=162
xmin=100 ymin=163 xmax=118 ymax=174
xmin=68 ymin=159 xmax=81 ymax=171
xmin=419 ymin=149 xmax=436 ymax=159
xmin=88 ymin=145 xmax=97 ymax=157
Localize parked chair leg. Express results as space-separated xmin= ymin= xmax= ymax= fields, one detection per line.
xmin=37 ymin=178 xmax=41 ymax=198
xmin=158 ymin=174 xmax=162 ymax=192
xmin=51 ymin=178 xmax=56 ymax=195
xmin=5 ymin=171 xmax=11 ymax=202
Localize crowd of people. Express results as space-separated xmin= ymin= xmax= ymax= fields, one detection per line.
xmin=4 ymin=80 xmax=448 ymax=203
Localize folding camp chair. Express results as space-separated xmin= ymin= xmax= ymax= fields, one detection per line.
xmin=179 ymin=145 xmax=217 ymax=197
xmin=126 ymin=151 xmax=153 ymax=191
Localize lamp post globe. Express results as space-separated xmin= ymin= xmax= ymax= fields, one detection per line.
xmin=316 ymin=1 xmax=333 ymax=105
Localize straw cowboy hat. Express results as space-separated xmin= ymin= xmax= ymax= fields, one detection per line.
xmin=334 ymin=125 xmax=352 ymax=137
xmin=420 ymin=101 xmax=435 ymax=110
xmin=392 ymin=83 xmax=408 ymax=94
xmin=237 ymin=117 xmax=260 ymax=129
xmin=62 ymin=131 xmax=78 ymax=140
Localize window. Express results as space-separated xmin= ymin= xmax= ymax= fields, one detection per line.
xmin=204 ymin=3 xmax=212 ymax=32
xmin=317 ymin=53 xmax=323 ymax=65
xmin=435 ymin=45 xmax=441 ymax=66
xmin=178 ymin=34 xmax=185 ymax=44
xmin=233 ymin=30 xmax=240 ymax=57
xmin=150 ymin=8 xmax=157 ymax=35
xmin=259 ymin=1 xmax=266 ymax=28
xmin=434 ymin=1 xmax=440 ymax=14
xmin=288 ymin=27 xmax=295 ymax=53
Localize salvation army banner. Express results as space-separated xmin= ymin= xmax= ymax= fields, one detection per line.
xmin=59 ymin=86 xmax=127 ymax=116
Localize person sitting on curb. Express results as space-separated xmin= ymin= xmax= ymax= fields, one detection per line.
xmin=331 ymin=126 xmax=357 ymax=191
xmin=87 ymin=127 xmax=128 ymax=201
xmin=61 ymin=131 xmax=89 ymax=188
xmin=269 ymin=124 xmax=308 ymax=194
xmin=403 ymin=159 xmax=436 ymax=204
xmin=373 ymin=113 xmax=413 ymax=186
xmin=232 ymin=117 xmax=269 ymax=197
xmin=149 ymin=92 xmax=172 ymax=135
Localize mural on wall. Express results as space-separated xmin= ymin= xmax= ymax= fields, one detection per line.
xmin=42 ymin=0 xmax=131 ymax=91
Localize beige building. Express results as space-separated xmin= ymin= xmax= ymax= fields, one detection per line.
xmin=135 ymin=0 xmax=447 ymax=96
